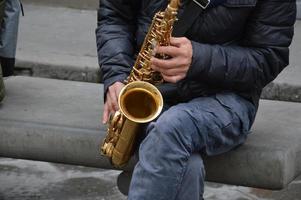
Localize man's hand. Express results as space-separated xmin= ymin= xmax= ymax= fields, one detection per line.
xmin=102 ymin=81 xmax=125 ymax=124
xmin=151 ymin=37 xmax=193 ymax=83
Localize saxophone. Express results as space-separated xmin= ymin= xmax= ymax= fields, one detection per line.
xmin=100 ymin=0 xmax=181 ymax=167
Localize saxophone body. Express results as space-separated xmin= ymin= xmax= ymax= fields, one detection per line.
xmin=101 ymin=0 xmax=181 ymax=167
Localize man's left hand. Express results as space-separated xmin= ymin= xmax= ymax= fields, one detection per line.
xmin=151 ymin=37 xmax=193 ymax=83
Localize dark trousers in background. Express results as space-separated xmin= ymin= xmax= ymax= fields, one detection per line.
xmin=0 ymin=57 xmax=15 ymax=77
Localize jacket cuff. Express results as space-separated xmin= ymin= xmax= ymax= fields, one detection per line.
xmin=187 ymin=41 xmax=211 ymax=80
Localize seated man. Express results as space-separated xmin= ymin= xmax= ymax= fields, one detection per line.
xmin=96 ymin=0 xmax=296 ymax=199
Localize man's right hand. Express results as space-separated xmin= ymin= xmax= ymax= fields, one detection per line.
xmin=102 ymin=82 xmax=125 ymax=124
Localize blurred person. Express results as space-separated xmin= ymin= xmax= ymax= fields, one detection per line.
xmin=96 ymin=0 xmax=296 ymax=199
xmin=0 ymin=0 xmax=21 ymax=77
xmin=0 ymin=0 xmax=5 ymax=102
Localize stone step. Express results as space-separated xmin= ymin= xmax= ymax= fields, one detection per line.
xmin=15 ymin=4 xmax=100 ymax=82
xmin=1 ymin=76 xmax=301 ymax=190
xmin=21 ymin=0 xmax=98 ymax=10
xmin=21 ymin=0 xmax=301 ymax=18
xmin=15 ymin=4 xmax=301 ymax=102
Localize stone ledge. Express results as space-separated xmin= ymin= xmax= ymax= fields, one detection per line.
xmin=21 ymin=0 xmax=98 ymax=10
xmin=261 ymin=82 xmax=301 ymax=102
xmin=15 ymin=55 xmax=301 ymax=103
xmin=18 ymin=0 xmax=301 ymax=17
xmin=14 ymin=56 xmax=301 ymax=103
xmin=0 ymin=76 xmax=301 ymax=190
xmin=15 ymin=57 xmax=101 ymax=83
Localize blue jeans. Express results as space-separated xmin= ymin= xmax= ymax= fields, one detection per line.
xmin=127 ymin=92 xmax=256 ymax=200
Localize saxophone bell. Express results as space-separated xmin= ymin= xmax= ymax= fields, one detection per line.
xmin=119 ymin=81 xmax=163 ymax=124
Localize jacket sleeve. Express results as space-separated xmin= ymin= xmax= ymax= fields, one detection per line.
xmin=96 ymin=0 xmax=139 ymax=97
xmin=186 ymin=0 xmax=296 ymax=92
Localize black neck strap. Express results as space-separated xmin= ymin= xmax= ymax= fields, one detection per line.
xmin=173 ymin=0 xmax=226 ymax=37
xmin=172 ymin=1 xmax=204 ymax=37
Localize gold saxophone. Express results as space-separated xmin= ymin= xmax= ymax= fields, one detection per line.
xmin=100 ymin=0 xmax=181 ymax=167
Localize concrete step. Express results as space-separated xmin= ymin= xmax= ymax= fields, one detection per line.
xmin=21 ymin=0 xmax=98 ymax=10
xmin=16 ymin=4 xmax=100 ymax=82
xmin=21 ymin=0 xmax=301 ymax=17
xmin=15 ymin=4 xmax=301 ymax=102
xmin=21 ymin=0 xmax=301 ymax=18
xmin=1 ymin=76 xmax=301 ymax=190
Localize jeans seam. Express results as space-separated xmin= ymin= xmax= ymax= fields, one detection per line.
xmin=174 ymin=139 xmax=193 ymax=199
xmin=174 ymin=156 xmax=189 ymax=200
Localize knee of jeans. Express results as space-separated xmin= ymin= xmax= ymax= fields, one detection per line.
xmin=158 ymin=105 xmax=193 ymax=129
xmin=153 ymin=106 xmax=194 ymax=143
xmin=186 ymin=154 xmax=206 ymax=178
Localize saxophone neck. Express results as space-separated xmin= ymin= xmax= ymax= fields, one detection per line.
xmin=168 ymin=0 xmax=181 ymax=10
xmin=164 ymin=0 xmax=181 ymax=24
xmin=128 ymin=0 xmax=181 ymax=83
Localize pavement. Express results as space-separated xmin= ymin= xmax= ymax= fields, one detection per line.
xmin=1 ymin=158 xmax=301 ymax=200
xmin=15 ymin=4 xmax=301 ymax=102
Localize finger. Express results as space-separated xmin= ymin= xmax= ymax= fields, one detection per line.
xmin=151 ymin=57 xmax=178 ymax=70
xmin=108 ymin=89 xmax=119 ymax=111
xmin=160 ymin=67 xmax=187 ymax=76
xmin=162 ymin=74 xmax=185 ymax=83
xmin=156 ymin=45 xmax=181 ymax=57
xmin=106 ymin=94 xmax=115 ymax=114
xmin=170 ymin=37 xmax=187 ymax=47
xmin=102 ymin=103 xmax=110 ymax=124
xmin=114 ymin=83 xmax=125 ymax=110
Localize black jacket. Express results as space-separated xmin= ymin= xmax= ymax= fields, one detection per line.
xmin=96 ymin=0 xmax=296 ymax=107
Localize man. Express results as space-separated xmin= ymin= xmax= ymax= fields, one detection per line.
xmin=0 ymin=0 xmax=21 ymax=77
xmin=0 ymin=0 xmax=21 ymax=102
xmin=96 ymin=0 xmax=296 ymax=199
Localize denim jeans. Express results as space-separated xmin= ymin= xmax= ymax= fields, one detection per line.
xmin=127 ymin=92 xmax=256 ymax=200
